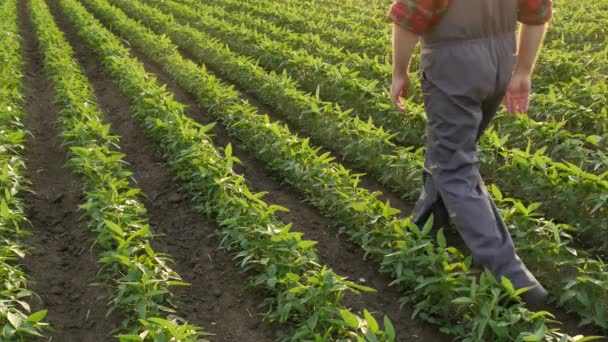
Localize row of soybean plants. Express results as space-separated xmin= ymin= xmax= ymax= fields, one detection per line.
xmin=114 ymin=0 xmax=608 ymax=332
xmin=158 ymin=0 xmax=608 ymax=182
xmin=545 ymin=0 xmax=608 ymax=53
xmin=168 ymin=0 xmax=607 ymax=175
xmin=29 ymin=0 xmax=206 ymax=339
xmin=111 ymin=0 xmax=608 ymax=332
xmin=222 ymin=0 xmax=605 ymax=65
xmin=175 ymin=0 xmax=607 ymax=161
xmin=290 ymin=0 xmax=608 ymax=54
xmin=201 ymin=0 xmax=387 ymax=58
xmin=73 ymin=0 xmax=600 ymax=339
xmin=0 ymin=0 xmax=50 ymax=339
xmin=203 ymin=0 xmax=608 ymax=141
xmin=303 ymin=0 xmax=608 ymax=138
xmin=133 ymin=0 xmax=608 ymax=260
xmin=53 ymin=0 xmax=393 ymax=340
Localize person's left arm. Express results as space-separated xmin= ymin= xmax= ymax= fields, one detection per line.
xmin=504 ymin=0 xmax=553 ymax=115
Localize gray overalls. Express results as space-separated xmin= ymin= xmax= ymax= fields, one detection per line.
xmin=412 ymin=0 xmax=544 ymax=295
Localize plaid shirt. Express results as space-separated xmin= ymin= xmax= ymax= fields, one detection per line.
xmin=389 ymin=0 xmax=553 ymax=34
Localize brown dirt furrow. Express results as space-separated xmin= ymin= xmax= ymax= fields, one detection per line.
xmin=48 ymin=1 xmax=454 ymax=341
xmin=129 ymin=56 xmax=450 ymax=341
xmin=45 ymin=0 xmax=279 ymax=340
xmin=18 ymin=0 xmax=120 ymax=340
xmin=139 ymin=12 xmax=607 ymax=339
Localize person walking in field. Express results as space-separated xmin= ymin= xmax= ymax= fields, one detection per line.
xmin=389 ymin=0 xmax=553 ymax=307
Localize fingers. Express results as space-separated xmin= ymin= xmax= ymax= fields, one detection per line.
xmin=393 ymin=95 xmax=406 ymax=112
xmin=519 ymin=92 xmax=529 ymax=113
xmin=504 ymin=91 xmax=515 ymax=115
xmin=511 ymin=93 xmax=529 ymax=115
xmin=504 ymin=89 xmax=530 ymax=115
xmin=505 ymin=73 xmax=532 ymax=115
xmin=390 ymin=81 xmax=408 ymax=112
xmin=401 ymin=86 xmax=408 ymax=99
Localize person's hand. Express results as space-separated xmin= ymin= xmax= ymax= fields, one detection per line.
xmin=504 ymin=71 xmax=532 ymax=115
xmin=390 ymin=76 xmax=410 ymax=112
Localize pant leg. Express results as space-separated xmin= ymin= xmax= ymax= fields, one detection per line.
xmin=417 ymin=77 xmax=540 ymax=290
xmin=412 ymin=171 xmax=450 ymax=232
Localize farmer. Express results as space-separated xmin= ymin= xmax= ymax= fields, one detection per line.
xmin=389 ymin=0 xmax=553 ymax=307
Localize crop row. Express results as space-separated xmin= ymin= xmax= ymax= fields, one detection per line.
xmin=0 ymin=0 xmax=50 ymax=339
xmin=123 ymin=0 xmax=608 ymax=332
xmin=200 ymin=0 xmax=387 ymax=57
xmin=210 ymin=0 xmax=608 ymax=57
xmin=119 ymin=0 xmax=608 ymax=331
xmin=77 ymin=0 xmax=600 ymax=339
xmin=169 ymin=0 xmax=608 ymax=162
xmin=169 ymin=0 xmax=607 ymax=163
xmin=206 ymin=0 xmax=608 ymax=85
xmin=56 ymin=0 xmax=395 ymax=340
xmin=168 ymin=0 xmax=607 ymax=174
xmin=201 ymin=0 xmax=608 ymax=140
xmin=141 ymin=0 xmax=608 ymax=261
xmin=29 ymin=0 xmax=208 ymax=339
xmin=277 ymin=0 xmax=608 ymax=136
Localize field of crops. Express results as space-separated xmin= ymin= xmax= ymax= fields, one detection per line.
xmin=1 ymin=0 xmax=606 ymax=340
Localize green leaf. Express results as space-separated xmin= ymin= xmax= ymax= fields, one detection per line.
xmin=500 ymin=276 xmax=515 ymax=295
xmin=364 ymin=331 xmax=379 ymax=342
xmin=514 ymin=286 xmax=534 ymax=297
xmin=7 ymin=312 xmax=22 ymax=328
xmin=529 ymin=311 xmax=554 ymax=320
xmin=104 ymin=220 xmax=125 ymax=236
xmin=351 ymin=202 xmax=367 ymax=212
xmin=382 ymin=200 xmax=400 ymax=218
xmin=27 ymin=310 xmax=47 ymax=323
xmin=489 ymin=184 xmax=503 ymax=201
xmin=347 ymin=281 xmax=376 ymax=293
xmin=572 ymin=336 xmax=605 ymax=342
xmin=436 ymin=229 xmax=446 ymax=249
xmin=586 ymin=135 xmax=602 ymax=146
xmin=0 ymin=199 xmax=9 ymax=218
xmin=363 ymin=310 xmax=379 ymax=334
xmin=117 ymin=334 xmax=143 ymax=341
xmin=306 ymin=312 xmax=318 ymax=331
xmin=225 ymin=143 xmax=232 ymax=158
xmin=339 ymin=309 xmax=360 ymax=329
xmin=297 ymin=240 xmax=318 ymax=249
xmin=452 ymin=297 xmax=475 ymax=305
xmin=384 ymin=315 xmax=395 ymax=341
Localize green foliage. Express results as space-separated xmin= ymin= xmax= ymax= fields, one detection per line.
xmin=29 ymin=0 xmax=206 ymax=339
xmin=162 ymin=0 xmax=608 ymax=248
xmin=119 ymin=0 xmax=608 ymax=334
xmin=71 ymin=0 xmax=604 ymax=339
xmin=58 ymin=0 xmax=393 ymax=339
xmin=0 ymin=0 xmax=51 ymax=339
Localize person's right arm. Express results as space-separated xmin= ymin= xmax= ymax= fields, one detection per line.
xmin=388 ymin=0 xmax=449 ymax=111
xmin=391 ymin=25 xmax=419 ymax=112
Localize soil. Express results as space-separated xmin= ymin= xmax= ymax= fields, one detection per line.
xmin=44 ymin=0 xmax=452 ymax=341
xmin=119 ymin=54 xmax=450 ymax=341
xmin=17 ymin=0 xmax=604 ymax=341
xmin=44 ymin=1 xmax=279 ymax=341
xmin=44 ymin=1 xmax=459 ymax=341
xmin=145 ymin=9 xmax=608 ymax=340
xmin=18 ymin=0 xmax=120 ymax=340
xmin=106 ymin=10 xmax=608 ymax=341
